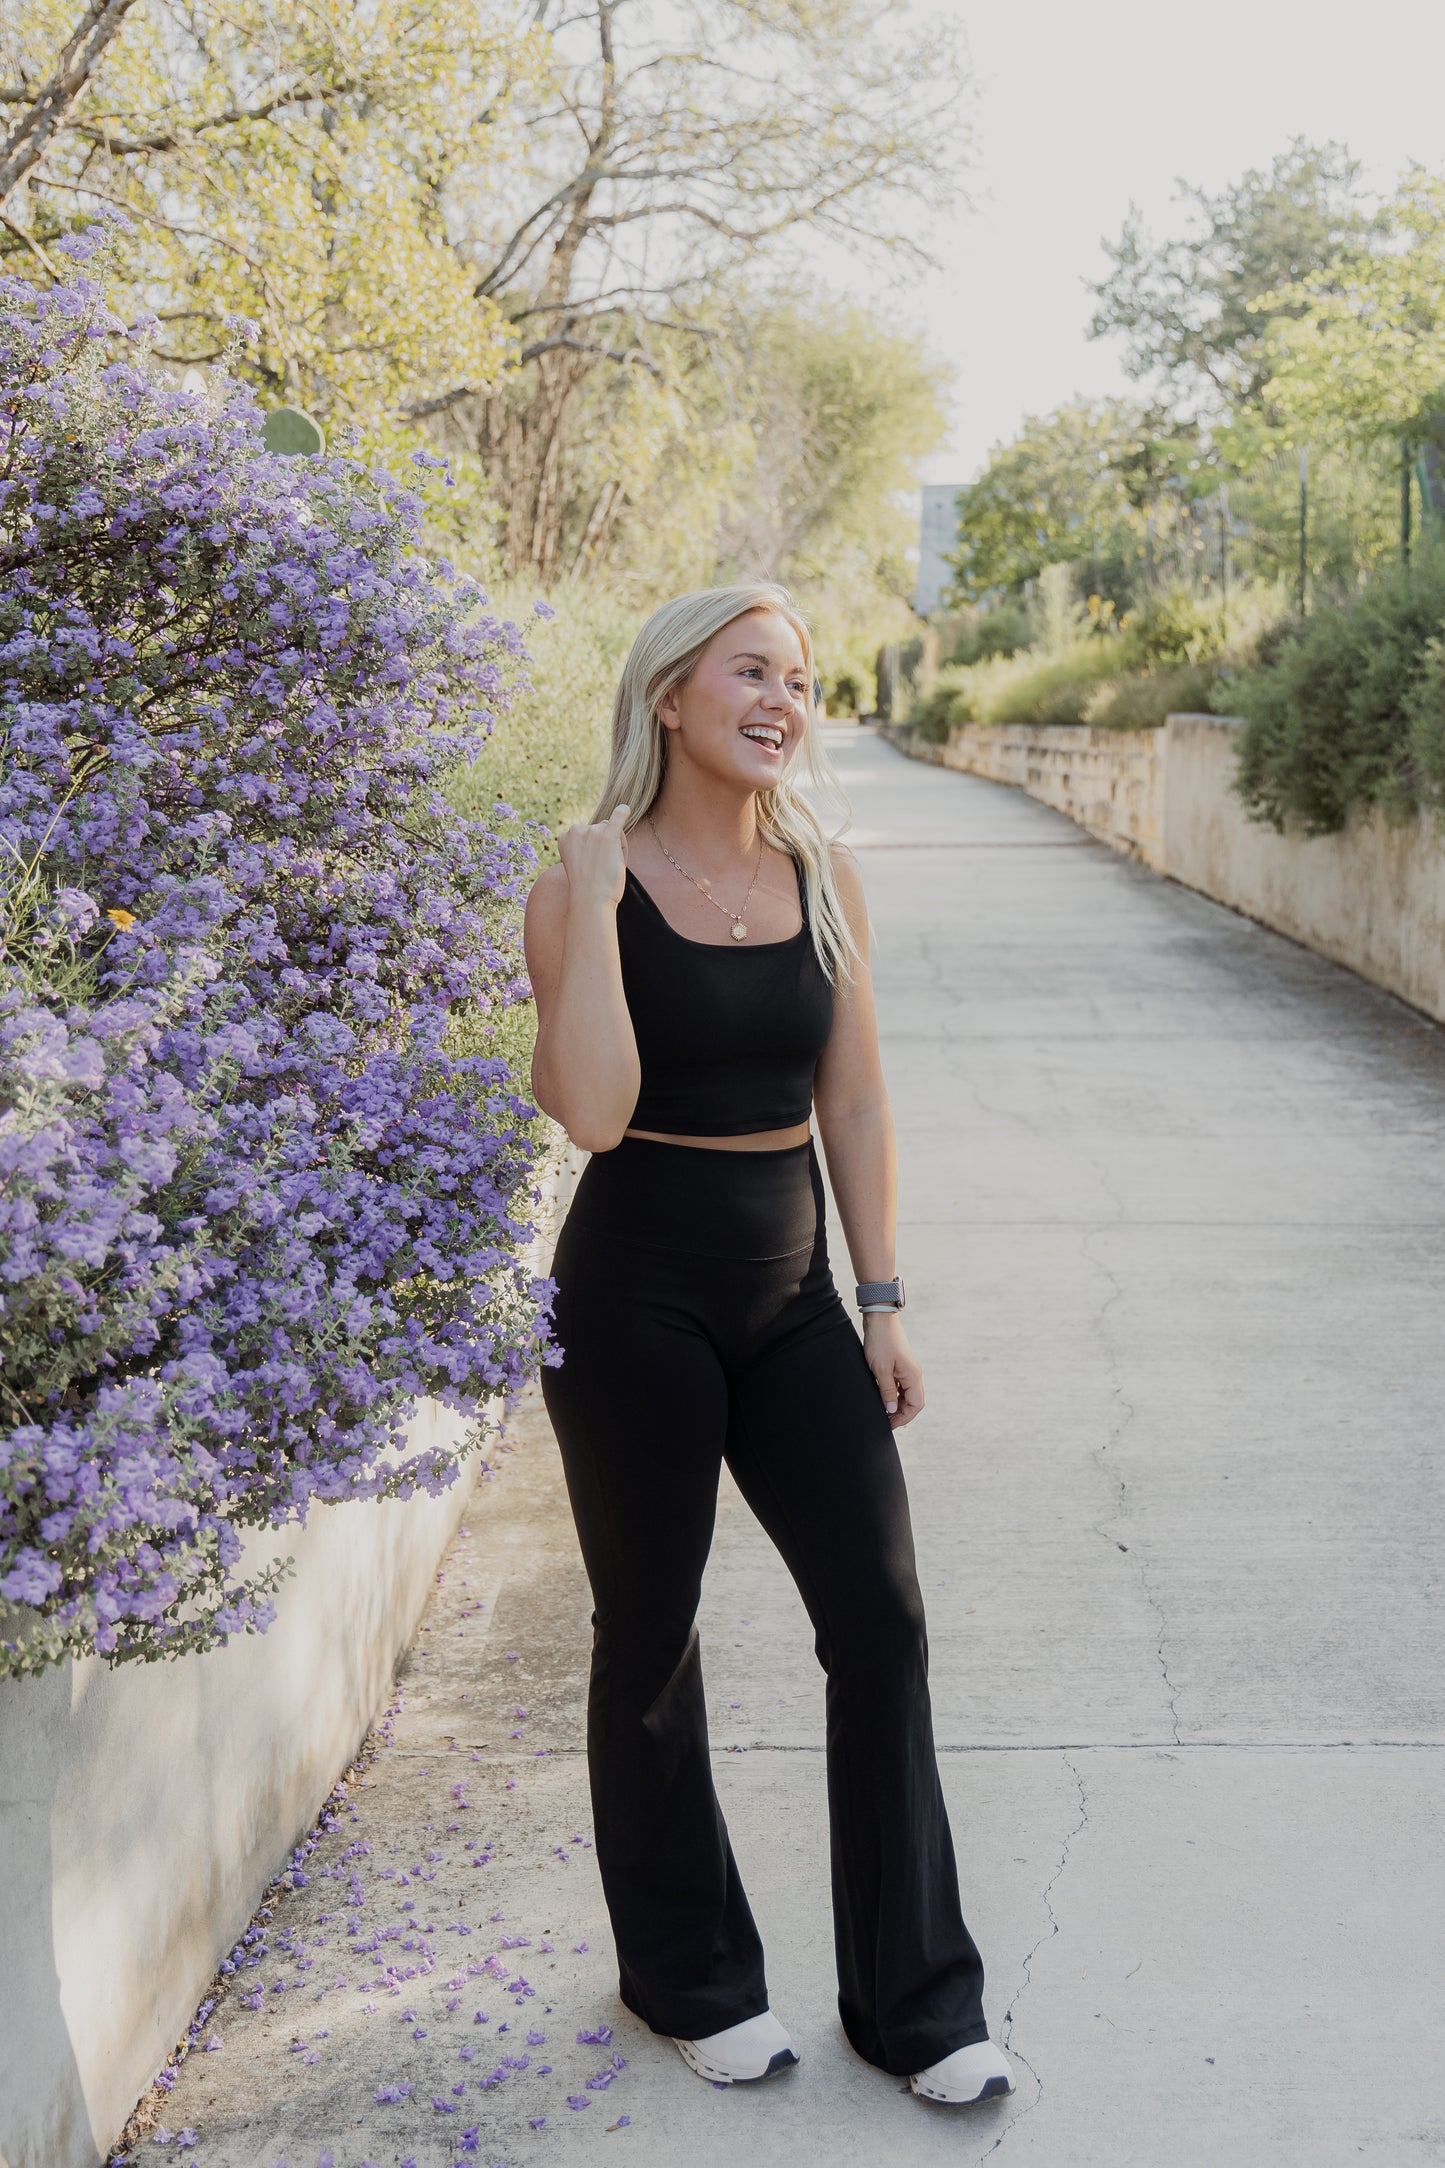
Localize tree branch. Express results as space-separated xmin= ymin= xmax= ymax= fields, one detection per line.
xmin=71 ymin=77 xmax=367 ymax=156
xmin=0 ymin=208 xmax=63 ymax=277
xmin=517 ymin=330 xmax=662 ymax=375
xmin=0 ymin=0 xmax=142 ymax=205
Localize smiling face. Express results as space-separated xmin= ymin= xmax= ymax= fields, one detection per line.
xmin=656 ymin=607 xmax=810 ymax=792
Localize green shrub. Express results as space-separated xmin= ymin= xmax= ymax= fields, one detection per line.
xmin=1118 ymin=586 xmax=1219 ymax=668
xmin=909 ymin=672 xmax=974 ymax=742
xmin=949 ymin=604 xmax=1029 ymax=666
xmin=1085 ymin=662 xmax=1220 ymax=729
xmin=908 ymin=578 xmax=1287 ymax=743
xmin=1233 ymin=549 xmax=1445 ymax=832
xmin=987 ymin=644 xmax=1121 ymax=725
xmin=447 ymin=582 xmax=632 ymax=840
xmin=442 ymin=584 xmax=632 ymax=1084
xmin=827 ymin=669 xmax=864 ymax=715
xmin=1404 ymin=636 xmax=1445 ymax=810
xmin=907 ymin=640 xmax=1123 ymax=736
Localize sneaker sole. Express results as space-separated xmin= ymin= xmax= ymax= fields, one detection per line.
xmin=912 ymin=2073 xmax=1014 ymax=2105
xmin=676 ymin=2043 xmax=800 ymax=2085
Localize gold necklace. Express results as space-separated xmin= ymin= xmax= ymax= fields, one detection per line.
xmin=647 ymin=816 xmax=765 ymax=941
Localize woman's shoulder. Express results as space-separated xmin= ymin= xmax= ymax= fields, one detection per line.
xmin=523 ymin=861 xmax=570 ymax=940
xmin=527 ymin=860 xmax=569 ymax=901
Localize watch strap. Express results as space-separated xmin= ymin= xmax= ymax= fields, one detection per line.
xmin=855 ymin=1276 xmax=905 ymax=1310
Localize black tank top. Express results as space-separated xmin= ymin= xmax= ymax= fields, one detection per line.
xmin=617 ymin=856 xmax=835 ymax=1135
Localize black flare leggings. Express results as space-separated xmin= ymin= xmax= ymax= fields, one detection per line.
xmin=539 ymin=1135 xmax=987 ymax=2075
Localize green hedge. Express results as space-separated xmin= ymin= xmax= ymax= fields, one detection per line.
xmin=909 ymin=647 xmax=1221 ymax=741
xmin=1233 ymin=550 xmax=1445 ymax=832
xmin=909 ymin=584 xmax=1234 ymax=740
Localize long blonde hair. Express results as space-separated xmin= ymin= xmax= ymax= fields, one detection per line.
xmin=591 ymin=583 xmax=859 ymax=985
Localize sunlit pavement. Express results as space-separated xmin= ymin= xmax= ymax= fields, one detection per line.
xmin=155 ymin=724 xmax=1445 ymax=2167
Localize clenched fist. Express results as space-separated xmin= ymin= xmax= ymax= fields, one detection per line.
xmin=556 ymin=802 xmax=631 ymax=909
xmin=558 ymin=802 xmax=628 ymax=910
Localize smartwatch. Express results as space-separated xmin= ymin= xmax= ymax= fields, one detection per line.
xmin=855 ymin=1277 xmax=905 ymax=1312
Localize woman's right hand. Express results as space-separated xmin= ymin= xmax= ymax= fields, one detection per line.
xmin=556 ymin=802 xmax=630 ymax=909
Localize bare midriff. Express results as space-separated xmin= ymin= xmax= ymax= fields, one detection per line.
xmin=623 ymin=1122 xmax=812 ymax=1152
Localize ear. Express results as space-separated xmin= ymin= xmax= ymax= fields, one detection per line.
xmin=656 ymin=687 xmax=682 ymax=732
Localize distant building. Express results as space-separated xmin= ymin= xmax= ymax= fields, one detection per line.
xmin=914 ymin=483 xmax=966 ymax=616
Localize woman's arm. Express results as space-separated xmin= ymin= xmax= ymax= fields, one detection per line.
xmin=524 ymin=805 xmax=642 ymax=1154
xmin=812 ymin=848 xmax=924 ymax=1429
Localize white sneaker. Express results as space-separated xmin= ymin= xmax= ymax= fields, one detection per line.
xmin=911 ymin=2038 xmax=1015 ymax=2104
xmin=674 ymin=2010 xmax=799 ymax=2084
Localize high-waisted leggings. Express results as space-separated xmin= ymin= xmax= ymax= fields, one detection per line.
xmin=539 ymin=1134 xmax=987 ymax=2075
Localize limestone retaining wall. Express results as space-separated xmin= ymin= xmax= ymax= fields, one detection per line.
xmin=880 ymin=714 xmax=1445 ymax=1027
xmin=881 ymin=719 xmax=1167 ymax=870
xmin=1163 ymin=716 xmax=1445 ymax=1025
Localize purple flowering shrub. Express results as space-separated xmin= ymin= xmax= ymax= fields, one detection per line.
xmin=0 ymin=241 xmax=553 ymax=1676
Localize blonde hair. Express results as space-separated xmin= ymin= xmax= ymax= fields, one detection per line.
xmin=591 ymin=583 xmax=859 ymax=985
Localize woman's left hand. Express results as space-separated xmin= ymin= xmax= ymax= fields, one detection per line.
xmin=862 ymin=1311 xmax=924 ymax=1429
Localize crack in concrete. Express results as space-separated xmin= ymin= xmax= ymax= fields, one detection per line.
xmin=1082 ymin=1221 xmax=1183 ymax=1747
xmin=958 ymin=1070 xmax=1052 ymax=1139
xmin=971 ymin=1753 xmax=1090 ymax=2162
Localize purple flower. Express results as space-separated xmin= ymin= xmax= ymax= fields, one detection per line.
xmin=0 ymin=257 xmax=551 ymax=1682
xmin=567 ymin=2095 xmax=591 ymax=2111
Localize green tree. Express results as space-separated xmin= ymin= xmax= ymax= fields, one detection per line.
xmin=0 ymin=0 xmax=533 ymax=432
xmin=713 ymin=294 xmax=946 ymax=585
xmin=944 ymin=397 xmax=1181 ymax=601
xmin=1089 ymin=139 xmax=1380 ymax=419
xmin=435 ymin=0 xmax=968 ymax=580
xmin=557 ymin=290 xmax=948 ymax=695
xmin=1255 ymin=167 xmax=1445 ymax=453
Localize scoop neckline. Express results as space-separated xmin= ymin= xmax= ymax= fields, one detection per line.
xmin=624 ymin=865 xmax=808 ymax=951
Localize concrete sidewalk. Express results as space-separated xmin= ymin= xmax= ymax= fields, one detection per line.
xmin=146 ymin=725 xmax=1445 ymax=2168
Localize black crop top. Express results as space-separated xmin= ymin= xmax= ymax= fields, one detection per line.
xmin=617 ymin=857 xmax=835 ymax=1135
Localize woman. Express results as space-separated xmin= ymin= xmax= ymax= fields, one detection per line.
xmin=524 ymin=584 xmax=1012 ymax=2108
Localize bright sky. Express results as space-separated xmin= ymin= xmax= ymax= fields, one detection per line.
xmin=886 ymin=0 xmax=1445 ymax=485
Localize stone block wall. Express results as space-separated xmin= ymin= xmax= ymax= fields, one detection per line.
xmin=882 ymin=720 xmax=1167 ymax=870
xmin=880 ymin=714 xmax=1445 ymax=1028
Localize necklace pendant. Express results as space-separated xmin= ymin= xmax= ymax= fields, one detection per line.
xmin=731 ymin=921 xmax=748 ymax=941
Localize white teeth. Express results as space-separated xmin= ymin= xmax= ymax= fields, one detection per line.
xmin=742 ymin=727 xmax=783 ymax=747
